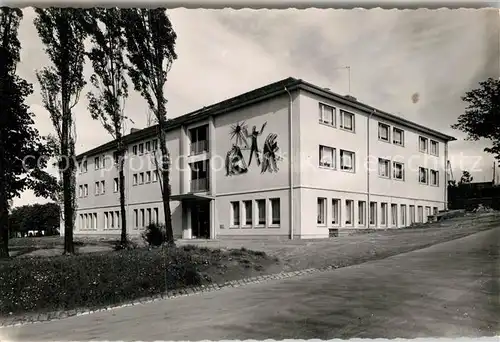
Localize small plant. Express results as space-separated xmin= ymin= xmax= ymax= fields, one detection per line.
xmin=142 ymin=223 xmax=166 ymax=247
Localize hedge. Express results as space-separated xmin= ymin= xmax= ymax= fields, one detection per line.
xmin=0 ymin=247 xmax=209 ymax=316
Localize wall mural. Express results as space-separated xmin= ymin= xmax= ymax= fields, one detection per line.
xmin=225 ymin=121 xmax=281 ymax=176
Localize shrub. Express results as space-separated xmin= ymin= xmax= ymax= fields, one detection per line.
xmin=142 ymin=223 xmax=166 ymax=247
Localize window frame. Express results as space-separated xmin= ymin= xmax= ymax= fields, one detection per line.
xmin=419 ymin=136 xmax=428 ymax=153
xmin=393 ymin=127 xmax=404 ymax=146
xmin=430 ymin=169 xmax=439 ymax=186
xmin=242 ymin=200 xmax=253 ymax=227
xmin=340 ymin=149 xmax=355 ymax=172
xmin=392 ymin=161 xmax=405 ymax=181
xmin=255 ymin=199 xmax=266 ymax=227
xmin=270 ymin=198 xmax=281 ymax=227
xmin=430 ymin=140 xmax=439 ymax=156
xmin=378 ymin=158 xmax=391 ymax=178
xmin=378 ymin=122 xmax=390 ymax=142
xmin=419 ymin=167 xmax=429 ymax=185
xmin=339 ymin=110 xmax=355 ymax=132
xmin=317 ymin=197 xmax=327 ymax=226
xmin=319 ymin=145 xmax=336 ymax=169
xmin=331 ymin=199 xmax=341 ymax=226
xmin=319 ymin=103 xmax=336 ymax=127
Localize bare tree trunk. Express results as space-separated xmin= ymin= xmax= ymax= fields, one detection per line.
xmin=118 ymin=146 xmax=127 ymax=245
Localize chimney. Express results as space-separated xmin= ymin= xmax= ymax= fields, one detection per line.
xmin=130 ymin=128 xmax=140 ymax=134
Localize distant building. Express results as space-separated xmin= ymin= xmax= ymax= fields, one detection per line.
xmin=67 ymin=77 xmax=456 ymax=239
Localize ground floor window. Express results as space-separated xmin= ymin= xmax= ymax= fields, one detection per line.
xmin=425 ymin=206 xmax=431 ymax=221
xmin=433 ymin=207 xmax=438 ymax=215
xmin=270 ymin=198 xmax=280 ymax=225
xmin=409 ymin=205 xmax=416 ymax=224
xmin=418 ymin=206 xmax=424 ymax=223
xmin=391 ymin=204 xmax=397 ymax=227
xmin=317 ymin=198 xmax=327 ymax=225
xmin=332 ymin=199 xmax=340 ymax=225
xmin=243 ymin=200 xmax=252 ymax=226
xmin=401 ymin=204 xmax=407 ymax=226
xmin=369 ymin=202 xmax=377 ymax=225
xmin=358 ymin=201 xmax=366 ymax=225
xmin=381 ymin=203 xmax=388 ymax=226
xmin=256 ymin=199 xmax=266 ymax=226
xmin=345 ymin=200 xmax=354 ymax=226
xmin=230 ymin=201 xmax=240 ymax=227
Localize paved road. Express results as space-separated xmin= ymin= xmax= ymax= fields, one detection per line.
xmin=2 ymin=228 xmax=499 ymax=341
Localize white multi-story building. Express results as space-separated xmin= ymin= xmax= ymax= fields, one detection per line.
xmin=69 ymin=77 xmax=455 ymax=239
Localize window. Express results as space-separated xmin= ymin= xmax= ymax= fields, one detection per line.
xmin=319 ymin=103 xmax=335 ymax=126
xmin=381 ymin=203 xmax=388 ymax=226
xmin=138 ymin=143 xmax=144 ymax=155
xmin=433 ymin=207 xmax=438 ymax=215
xmin=152 ymin=139 xmax=158 ymax=151
xmin=132 ymin=145 xmax=138 ymax=155
xmin=84 ymin=184 xmax=88 ymax=197
xmin=231 ymin=201 xmax=240 ymax=226
xmin=393 ymin=162 xmax=404 ymax=180
xmin=409 ymin=205 xmax=416 ymax=224
xmin=115 ymin=211 xmax=120 ymax=228
xmin=345 ymin=200 xmax=354 ymax=226
xmin=419 ymin=167 xmax=428 ymax=184
xmin=100 ymin=180 xmax=105 ymax=194
xmin=79 ymin=185 xmax=83 ymax=198
xmin=114 ymin=178 xmax=119 ymax=192
xmin=317 ymin=198 xmax=327 ymax=225
xmin=358 ymin=201 xmax=366 ymax=226
xmin=319 ymin=145 xmax=335 ymax=168
xmin=93 ymin=213 xmax=97 ymax=229
xmin=430 ymin=169 xmax=439 ymax=186
xmin=145 ymin=141 xmax=151 ymax=153
xmin=391 ymin=204 xmax=397 ymax=227
xmin=133 ymin=174 xmax=138 ymax=186
xmin=153 ymin=208 xmax=158 ymax=223
xmin=189 ymin=125 xmax=209 ymax=155
xmin=152 ymin=170 xmax=158 ymax=182
xmin=430 ymin=140 xmax=439 ymax=156
xmin=243 ymin=200 xmax=252 ymax=226
xmin=401 ymin=204 xmax=407 ymax=226
xmin=82 ymin=160 xmax=88 ymax=172
xmin=134 ymin=209 xmax=138 ymax=229
xmin=340 ymin=110 xmax=354 ymax=131
xmin=147 ymin=208 xmax=152 ymax=226
xmin=256 ymin=199 xmax=266 ymax=226
xmin=393 ymin=127 xmax=404 ymax=146
xmin=419 ymin=136 xmax=428 ymax=153
xmin=94 ymin=156 xmax=100 ymax=170
xmin=425 ymin=206 xmax=431 ymax=222
xmin=340 ymin=150 xmax=355 ymax=171
xmin=369 ymin=202 xmax=377 ymax=226
xmin=104 ymin=212 xmax=109 ymax=229
xmin=417 ymin=206 xmax=424 ymax=223
xmin=139 ymin=172 xmax=144 ymax=185
xmin=140 ymin=209 xmax=145 ymax=227
xmin=95 ymin=182 xmax=99 ymax=195
xmin=79 ymin=214 xmax=84 ymax=230
xmin=378 ymin=158 xmax=390 ymax=178
xmin=378 ymin=123 xmax=390 ymax=142
xmin=270 ymin=198 xmax=280 ymax=225
xmin=85 ymin=214 xmax=90 ymax=230
xmin=146 ymin=171 xmax=151 ymax=183
xmin=332 ymin=199 xmax=340 ymax=225
xmin=101 ymin=155 xmax=106 ymax=169
xmin=113 ymin=151 xmax=119 ymax=165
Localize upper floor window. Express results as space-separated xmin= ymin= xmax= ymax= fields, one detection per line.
xmin=393 ymin=127 xmax=404 ymax=146
xmin=378 ymin=123 xmax=390 ymax=142
xmin=152 ymin=139 xmax=158 ymax=151
xmin=340 ymin=110 xmax=354 ymax=131
xmin=133 ymin=174 xmax=138 ymax=186
xmin=83 ymin=184 xmax=88 ymax=197
xmin=340 ymin=150 xmax=355 ymax=172
xmin=430 ymin=169 xmax=439 ymax=186
xmin=132 ymin=145 xmax=138 ymax=155
xmin=319 ymin=145 xmax=336 ymax=168
xmin=430 ymin=140 xmax=439 ymax=156
xmin=189 ymin=125 xmax=209 ymax=155
xmin=419 ymin=167 xmax=428 ymax=184
xmin=100 ymin=155 xmax=106 ymax=169
xmin=378 ymin=158 xmax=390 ymax=178
xmin=419 ymin=136 xmax=428 ymax=153
xmin=82 ymin=160 xmax=88 ymax=173
xmin=94 ymin=156 xmax=100 ymax=170
xmin=393 ymin=161 xmax=405 ymax=180
xmin=319 ymin=103 xmax=335 ymax=126
xmin=138 ymin=143 xmax=144 ymax=155
xmin=100 ymin=180 xmax=105 ymax=194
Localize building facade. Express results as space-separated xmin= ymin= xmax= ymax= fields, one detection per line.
xmin=68 ymin=77 xmax=455 ymax=240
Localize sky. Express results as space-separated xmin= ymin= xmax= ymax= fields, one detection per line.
xmin=13 ymin=7 xmax=500 ymax=207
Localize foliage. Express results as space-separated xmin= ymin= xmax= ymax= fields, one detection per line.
xmin=85 ymin=8 xmax=129 ymax=245
xmin=0 ymin=246 xmax=272 ymax=316
xmin=0 ymin=8 xmax=59 ymax=258
xmin=459 ymin=170 xmax=473 ymax=185
xmin=122 ymin=8 xmax=177 ymax=244
xmin=142 ymin=222 xmax=166 ymax=247
xmin=452 ymin=77 xmax=500 ymax=160
xmin=34 ymin=8 xmax=91 ymax=254
xmin=8 ymin=203 xmax=60 ymax=236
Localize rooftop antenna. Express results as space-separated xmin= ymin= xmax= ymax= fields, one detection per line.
xmin=331 ymin=66 xmax=351 ymax=94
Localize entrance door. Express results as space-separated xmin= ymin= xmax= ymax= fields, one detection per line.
xmin=191 ymin=201 xmax=210 ymax=239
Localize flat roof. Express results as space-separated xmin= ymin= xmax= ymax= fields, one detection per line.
xmin=76 ymin=77 xmax=456 ymax=160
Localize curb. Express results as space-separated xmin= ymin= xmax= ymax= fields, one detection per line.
xmin=0 ymin=266 xmax=338 ymax=329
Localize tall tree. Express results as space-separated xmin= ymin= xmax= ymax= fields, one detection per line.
xmin=123 ymin=9 xmax=177 ymax=244
xmin=85 ymin=8 xmax=129 ymax=246
xmin=34 ymin=8 xmax=90 ymax=254
xmin=452 ymin=77 xmax=500 ymax=160
xmin=0 ymin=8 xmax=58 ymax=258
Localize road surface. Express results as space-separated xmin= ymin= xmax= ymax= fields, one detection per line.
xmin=2 ymin=228 xmax=499 ymax=341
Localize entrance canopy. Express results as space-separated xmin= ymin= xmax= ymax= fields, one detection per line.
xmin=170 ymin=193 xmax=214 ymax=202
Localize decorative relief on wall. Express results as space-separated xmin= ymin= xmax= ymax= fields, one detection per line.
xmin=225 ymin=120 xmax=281 ymax=176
